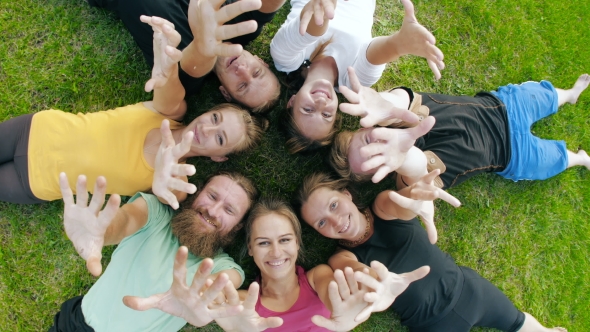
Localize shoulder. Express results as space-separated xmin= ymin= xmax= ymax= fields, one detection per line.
xmin=306 ymin=264 xmax=333 ymax=292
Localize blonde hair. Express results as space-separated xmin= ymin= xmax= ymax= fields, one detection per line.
xmin=251 ymin=79 xmax=281 ymax=114
xmin=243 ymin=198 xmax=305 ymax=262
xmin=330 ymin=131 xmax=373 ymax=182
xmin=208 ymin=103 xmax=269 ymax=154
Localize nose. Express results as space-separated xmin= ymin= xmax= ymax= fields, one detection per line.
xmin=206 ymin=201 xmax=223 ymax=222
xmin=270 ymin=243 xmax=281 ymax=258
xmin=235 ymin=63 xmax=248 ymax=76
xmin=329 ymin=215 xmax=342 ymax=229
xmin=201 ymin=124 xmax=216 ymax=137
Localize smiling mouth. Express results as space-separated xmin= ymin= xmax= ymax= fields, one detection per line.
xmin=199 ymin=212 xmax=217 ymax=228
xmin=339 ymin=217 xmax=350 ymax=233
xmin=193 ymin=127 xmax=200 ymax=144
xmin=267 ymin=259 xmax=288 ymax=267
xmin=227 ymin=56 xmax=239 ymax=68
xmin=311 ymin=89 xmax=331 ymax=100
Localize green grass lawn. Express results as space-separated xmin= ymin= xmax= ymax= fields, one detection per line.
xmin=1 ymin=0 xmax=589 ymax=331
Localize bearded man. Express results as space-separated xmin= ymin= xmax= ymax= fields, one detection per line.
xmin=49 ymin=171 xmax=257 ymax=332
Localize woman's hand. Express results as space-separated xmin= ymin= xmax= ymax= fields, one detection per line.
xmin=312 ymin=268 xmax=372 ymax=331
xmin=152 ymin=120 xmax=197 ymax=210
xmin=355 ymin=261 xmax=430 ymax=312
xmin=389 ymin=169 xmax=461 ymax=244
xmin=358 ymin=120 xmax=435 ymax=183
xmin=140 ymin=16 xmax=183 ymax=92
xmin=123 ymin=246 xmax=242 ymax=327
xmin=59 ymin=173 xmax=121 ymax=277
xmin=214 ymin=282 xmax=283 ymax=331
xmin=299 ymin=0 xmax=337 ymax=36
xmin=340 ymin=67 xmax=420 ymax=128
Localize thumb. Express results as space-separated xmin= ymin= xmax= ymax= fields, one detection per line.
xmin=260 ymin=317 xmax=283 ymax=330
xmin=408 ymin=116 xmax=435 ymax=139
xmin=86 ymin=254 xmax=103 ymax=277
xmin=403 ymin=265 xmax=430 ymax=283
xmin=388 ymin=191 xmax=416 ymax=210
xmin=311 ymin=315 xmax=336 ymax=330
xmin=421 ymin=216 xmax=438 ymax=244
xmin=145 ymin=78 xmax=156 ymax=93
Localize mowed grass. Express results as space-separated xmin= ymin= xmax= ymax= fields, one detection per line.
xmin=0 ymin=0 xmax=589 ymax=331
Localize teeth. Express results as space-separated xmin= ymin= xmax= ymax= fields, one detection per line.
xmin=340 ymin=220 xmax=350 ymax=233
xmin=268 ymin=259 xmax=286 ymax=266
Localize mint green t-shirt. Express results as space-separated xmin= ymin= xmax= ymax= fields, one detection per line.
xmin=81 ymin=193 xmax=245 ymax=332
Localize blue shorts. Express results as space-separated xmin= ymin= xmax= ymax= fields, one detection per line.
xmin=491 ymin=81 xmax=568 ymax=181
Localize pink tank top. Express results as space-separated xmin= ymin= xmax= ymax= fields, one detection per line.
xmin=255 ymin=266 xmax=331 ymax=331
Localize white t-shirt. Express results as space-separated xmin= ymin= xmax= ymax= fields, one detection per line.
xmin=270 ymin=0 xmax=385 ymax=91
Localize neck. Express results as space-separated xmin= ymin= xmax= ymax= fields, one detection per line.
xmin=260 ymin=270 xmax=299 ymax=299
xmin=305 ymin=57 xmax=338 ymax=86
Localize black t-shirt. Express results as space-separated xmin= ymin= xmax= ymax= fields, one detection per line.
xmin=342 ymin=210 xmax=463 ymax=327
xmin=414 ymin=91 xmax=512 ymax=188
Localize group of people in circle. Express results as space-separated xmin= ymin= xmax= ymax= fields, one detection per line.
xmin=2 ymin=0 xmax=588 ymax=331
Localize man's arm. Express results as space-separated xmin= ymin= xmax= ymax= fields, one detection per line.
xmin=259 ymin=0 xmax=285 ymax=13
xmin=328 ymin=248 xmax=378 ymax=279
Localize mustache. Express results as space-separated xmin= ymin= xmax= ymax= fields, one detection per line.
xmin=195 ymin=207 xmax=221 ymax=229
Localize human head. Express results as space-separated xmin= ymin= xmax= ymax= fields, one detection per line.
xmin=330 ymin=130 xmax=374 ymax=182
xmin=214 ymin=50 xmax=280 ymax=113
xmin=296 ymin=173 xmax=365 ymax=241
xmin=281 ymin=103 xmax=342 ymax=154
xmin=184 ymin=103 xmax=269 ymax=162
xmin=244 ymin=198 xmax=304 ymax=277
xmin=171 ymin=171 xmax=258 ymax=257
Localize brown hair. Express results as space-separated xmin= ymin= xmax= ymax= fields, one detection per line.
xmin=209 ymin=103 xmax=270 ymax=154
xmin=295 ymin=172 xmax=354 ymax=218
xmin=206 ymin=171 xmax=258 ymax=208
xmin=330 ymin=131 xmax=373 ymax=182
xmin=281 ymin=108 xmax=342 ymax=154
xmin=243 ymin=197 xmax=305 ymax=263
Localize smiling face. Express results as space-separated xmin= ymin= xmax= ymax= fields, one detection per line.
xmin=184 ymin=108 xmax=246 ymax=161
xmin=215 ymin=50 xmax=280 ymax=109
xmin=189 ymin=175 xmax=250 ymax=235
xmin=348 ymin=128 xmax=379 ymax=176
xmin=301 ymin=187 xmax=364 ymax=241
xmin=288 ymin=78 xmax=338 ymax=141
xmin=248 ymin=212 xmax=299 ymax=280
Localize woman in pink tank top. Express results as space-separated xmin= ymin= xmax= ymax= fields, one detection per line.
xmin=214 ymin=198 xmax=374 ymax=331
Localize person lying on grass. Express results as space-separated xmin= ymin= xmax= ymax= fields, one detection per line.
xmin=271 ymin=0 xmax=443 ymax=153
xmin=88 ymin=0 xmax=282 ymax=112
xmin=330 ymin=67 xmax=590 ymax=188
xmin=296 ymin=171 xmax=567 ymax=332
xmin=0 ymin=17 xmax=267 ymax=205
xmin=50 ymin=171 xmax=256 ymax=332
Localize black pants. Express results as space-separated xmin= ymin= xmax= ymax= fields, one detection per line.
xmin=411 ymin=267 xmax=525 ymax=332
xmin=0 ymin=113 xmax=46 ymax=204
xmin=48 ymin=296 xmax=94 ymax=332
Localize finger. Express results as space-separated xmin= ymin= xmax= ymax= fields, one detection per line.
xmin=242 ymin=281 xmax=260 ymax=309
xmin=408 ymin=116 xmax=435 ymax=139
xmin=347 ymin=67 xmax=362 ymax=93
xmin=370 ymin=260 xmax=391 ymax=282
xmin=299 ymin=10 xmax=314 ymax=36
xmin=400 ymin=0 xmax=418 ymax=23
xmin=167 ymin=177 xmax=197 ymax=194
xmin=160 ymin=120 xmax=175 ymax=147
xmin=172 ymin=131 xmax=194 ymax=160
xmin=355 ymin=303 xmax=373 ymax=323
xmin=75 ymin=175 xmax=88 ymax=208
xmin=223 ymin=281 xmax=240 ymax=306
xmin=327 ymin=279 xmax=343 ymax=308
xmin=215 ymin=21 xmax=258 ymax=42
xmin=98 ymin=194 xmax=121 ymax=228
xmin=192 ymin=261 xmax=221 ymax=296
xmin=313 ymin=2 xmax=325 ymax=27
xmin=59 ymin=172 xmax=74 ymax=206
xmin=387 ymin=108 xmax=420 ymax=124
xmin=360 ymin=142 xmax=387 ymax=158
xmin=401 ymin=265 xmax=430 ymax=283
xmin=421 ymin=214 xmax=438 ymax=244
xmin=387 ymin=191 xmax=418 ymax=210
xmin=427 ymin=59 xmax=442 ymax=80
xmin=173 ymin=246 xmax=190 ymax=287
xmin=216 ymin=0 xmax=262 ymax=24
xmin=311 ymin=315 xmax=337 ymax=330
xmin=213 ymin=43 xmax=245 ymax=58
xmin=354 ymin=271 xmax=381 ymax=292
xmin=372 ymin=166 xmax=393 ymax=184
xmin=164 ymin=45 xmax=183 ymax=63
xmin=421 ymin=169 xmax=441 ymax=184
xmin=360 ymin=155 xmax=386 ymax=172
xmin=170 ymin=164 xmax=197 ymax=178
xmin=259 ymin=317 xmax=284 ymax=330
xmin=344 ymin=267 xmax=359 ymax=292
xmin=123 ymin=292 xmax=166 ymax=311
xmin=161 ymin=25 xmax=181 ymax=47
xmin=408 ymin=188 xmax=438 ymax=201
xmin=436 ymin=189 xmax=461 ymax=207
xmin=320 ymin=0 xmax=335 ymax=19
xmin=144 ymin=78 xmax=156 ymax=93
xmin=86 ymin=254 xmax=103 ymax=277
xmin=157 ymin=190 xmax=179 ymax=210
xmin=339 ymin=102 xmax=364 ymax=116
xmin=88 ymin=176 xmax=107 ymax=212
xmin=333 ymin=269 xmax=350 ymax=300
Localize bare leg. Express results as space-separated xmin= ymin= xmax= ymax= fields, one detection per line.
xmin=567 ymin=150 xmax=590 ymax=170
xmin=555 ymin=74 xmax=590 ymax=106
xmin=517 ymin=312 xmax=567 ymax=332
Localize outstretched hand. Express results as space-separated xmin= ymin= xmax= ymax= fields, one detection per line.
xmin=340 ymin=67 xmax=420 ymax=128
xmin=152 ymin=120 xmax=197 ymax=210
xmin=395 ymin=0 xmax=445 ymax=79
xmin=312 ymin=267 xmax=373 ymax=331
xmin=140 ymin=16 xmax=183 ymax=92
xmin=299 ymin=0 xmax=337 ymax=36
xmin=359 ymin=118 xmax=435 ymax=183
xmin=389 ymin=169 xmax=461 ymax=243
xmin=214 ymin=282 xmax=283 ymax=331
xmin=355 ymin=261 xmax=429 ymax=312
xmin=123 ymin=246 xmax=242 ymax=327
xmin=59 ymin=173 xmax=121 ymax=277
xmin=188 ymin=0 xmax=261 ymax=58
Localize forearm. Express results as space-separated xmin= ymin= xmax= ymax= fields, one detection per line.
xmin=395 ymin=147 xmax=428 ymax=181
xmin=104 ymin=198 xmax=148 ymax=245
xmin=270 ymin=14 xmax=318 ymax=72
xmin=180 ymin=42 xmax=217 ymax=79
xmin=153 ymin=65 xmax=187 ymax=119
xmin=260 ymin=0 xmax=285 ymax=13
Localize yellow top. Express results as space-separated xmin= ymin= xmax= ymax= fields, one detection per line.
xmin=28 ymin=103 xmax=182 ymax=201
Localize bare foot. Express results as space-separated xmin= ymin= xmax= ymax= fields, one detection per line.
xmin=552 ymin=327 xmax=567 ymax=332
xmin=569 ymin=73 xmax=590 ymax=104
xmin=578 ymin=149 xmax=590 ymax=170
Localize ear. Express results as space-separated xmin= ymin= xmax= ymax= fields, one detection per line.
xmin=219 ymin=86 xmax=232 ymax=102
xmin=255 ymin=56 xmax=269 ymax=67
xmin=342 ymin=189 xmax=352 ymax=199
xmin=210 ymin=156 xmax=228 ymax=162
xmin=287 ymin=95 xmax=296 ymax=108
xmin=248 ymin=243 xmax=253 ymax=256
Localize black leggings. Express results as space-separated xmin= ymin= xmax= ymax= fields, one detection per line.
xmin=48 ymin=296 xmax=95 ymax=332
xmin=411 ymin=267 xmax=526 ymax=332
xmin=0 ymin=114 xmax=46 ymax=204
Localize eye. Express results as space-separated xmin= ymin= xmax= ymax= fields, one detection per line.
xmin=280 ymin=238 xmax=291 ymax=243
xmin=224 ymin=207 xmax=234 ymax=215
xmin=212 ymin=113 xmax=218 ymax=124
xmin=208 ymin=193 xmax=217 ymax=200
xmin=238 ymin=82 xmax=247 ymax=91
xmin=322 ymin=112 xmax=332 ymax=119
xmin=364 ymin=134 xmax=370 ymax=144
xmin=318 ymin=220 xmax=326 ymax=228
xmin=217 ymin=134 xmax=224 ymax=146
xmin=258 ymin=241 xmax=269 ymax=246
xmin=330 ymin=201 xmax=338 ymax=211
xmin=303 ymin=108 xmax=313 ymax=113
xmin=253 ymin=69 xmax=261 ymax=78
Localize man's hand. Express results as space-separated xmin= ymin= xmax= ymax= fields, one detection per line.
xmin=59 ymin=173 xmax=120 ymax=277
xmin=355 ymin=261 xmax=429 ymax=312
xmin=389 ymin=169 xmax=461 ymax=244
xmin=340 ymin=67 xmax=419 ymax=128
xmin=214 ymin=282 xmax=283 ymax=331
xmin=299 ymin=0 xmax=337 ymax=36
xmin=394 ymin=0 xmax=445 ymax=79
xmin=359 ymin=118 xmax=435 ymax=183
xmin=188 ymin=0 xmax=261 ymax=58
xmin=140 ymin=16 xmax=183 ymax=92
xmin=123 ymin=246 xmax=242 ymax=327
xmin=312 ymin=267 xmax=373 ymax=331
xmin=152 ymin=120 xmax=197 ymax=210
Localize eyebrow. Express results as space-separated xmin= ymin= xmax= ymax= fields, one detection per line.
xmin=254 ymin=233 xmax=294 ymax=241
xmin=239 ymin=68 xmax=267 ymax=97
